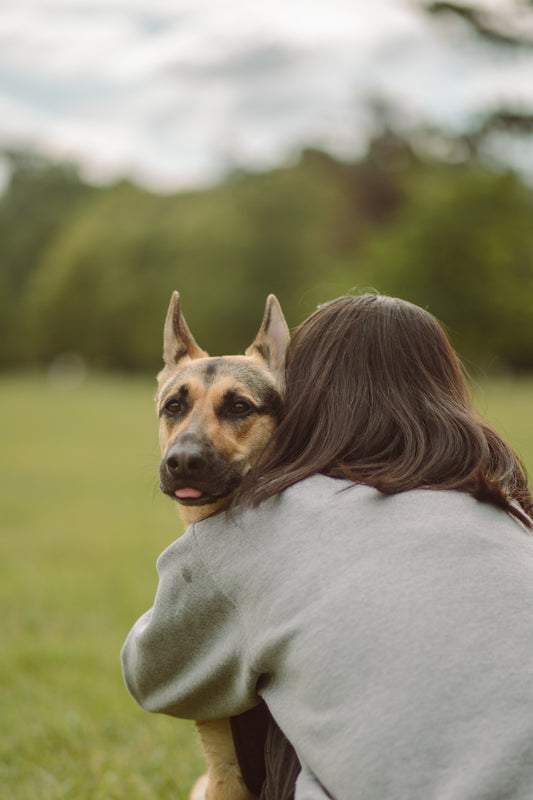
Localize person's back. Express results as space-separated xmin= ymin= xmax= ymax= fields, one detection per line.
xmin=125 ymin=473 xmax=533 ymax=798
xmin=190 ymin=475 xmax=533 ymax=799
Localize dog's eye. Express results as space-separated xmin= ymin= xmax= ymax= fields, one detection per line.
xmin=229 ymin=399 xmax=252 ymax=416
xmin=164 ymin=399 xmax=183 ymax=415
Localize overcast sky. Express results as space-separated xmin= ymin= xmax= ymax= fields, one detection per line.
xmin=1 ymin=0 xmax=532 ymax=190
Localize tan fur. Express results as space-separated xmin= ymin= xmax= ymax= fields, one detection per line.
xmin=155 ymin=293 xmax=289 ymax=799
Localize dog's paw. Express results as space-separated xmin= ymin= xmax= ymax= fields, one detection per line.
xmin=190 ymin=773 xmax=209 ymax=800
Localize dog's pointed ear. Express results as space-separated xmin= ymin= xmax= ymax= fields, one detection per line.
xmin=246 ymin=294 xmax=290 ymax=387
xmin=163 ymin=291 xmax=208 ymax=368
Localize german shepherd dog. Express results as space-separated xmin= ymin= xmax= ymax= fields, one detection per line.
xmin=156 ymin=291 xmax=290 ymax=800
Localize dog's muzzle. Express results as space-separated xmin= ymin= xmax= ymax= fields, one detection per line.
xmin=160 ymin=434 xmax=241 ymax=506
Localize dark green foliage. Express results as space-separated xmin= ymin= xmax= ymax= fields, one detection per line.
xmin=2 ymin=134 xmax=533 ymax=373
xmin=358 ymin=165 xmax=533 ymax=369
xmin=0 ymin=153 xmax=95 ymax=366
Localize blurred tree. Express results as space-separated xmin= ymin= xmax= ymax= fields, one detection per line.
xmin=0 ymin=152 xmax=94 ymax=366
xmin=423 ymin=1 xmax=533 ymax=156
xmin=425 ymin=1 xmax=533 ymax=48
xmin=3 ymin=122 xmax=533 ymax=373
xmin=23 ymin=181 xmax=194 ymax=370
xmin=20 ymin=154 xmax=354 ymax=369
xmin=358 ymin=162 xmax=533 ymax=370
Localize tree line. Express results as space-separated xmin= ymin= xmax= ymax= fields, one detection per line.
xmin=1 ymin=123 xmax=533 ymax=374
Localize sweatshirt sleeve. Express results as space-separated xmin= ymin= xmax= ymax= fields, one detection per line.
xmin=121 ymin=528 xmax=260 ymax=721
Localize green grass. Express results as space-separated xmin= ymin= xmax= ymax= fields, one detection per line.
xmin=1 ymin=372 xmax=532 ymax=800
xmin=472 ymin=377 xmax=533 ymax=472
xmin=0 ymin=373 xmax=204 ymax=799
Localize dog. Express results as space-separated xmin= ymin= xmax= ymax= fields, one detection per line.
xmin=156 ymin=291 xmax=290 ymax=800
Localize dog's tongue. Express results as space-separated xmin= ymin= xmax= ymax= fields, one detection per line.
xmin=175 ymin=487 xmax=203 ymax=500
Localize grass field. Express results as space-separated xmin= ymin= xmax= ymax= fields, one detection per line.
xmin=0 ymin=373 xmax=204 ymax=800
xmin=1 ymin=372 xmax=532 ymax=800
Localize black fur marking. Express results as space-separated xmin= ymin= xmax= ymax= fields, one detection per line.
xmin=256 ymin=385 xmax=283 ymax=421
xmin=216 ymin=385 xmax=282 ymax=422
xmin=172 ymin=344 xmax=189 ymax=364
xmin=161 ymin=384 xmax=190 ymax=418
xmin=201 ymin=359 xmax=224 ymax=384
xmin=216 ymin=390 xmax=255 ymax=421
xmin=218 ymin=362 xmax=277 ymax=397
xmin=161 ymin=358 xmax=281 ymax=417
xmin=170 ymin=306 xmax=190 ymax=364
xmin=252 ymin=343 xmax=269 ymax=363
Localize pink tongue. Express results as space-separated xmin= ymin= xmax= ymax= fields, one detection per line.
xmin=175 ymin=487 xmax=203 ymax=499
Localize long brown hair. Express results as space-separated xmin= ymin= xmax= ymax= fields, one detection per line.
xmin=234 ymin=294 xmax=532 ymax=524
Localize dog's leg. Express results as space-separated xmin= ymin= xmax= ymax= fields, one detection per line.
xmin=191 ymin=719 xmax=257 ymax=800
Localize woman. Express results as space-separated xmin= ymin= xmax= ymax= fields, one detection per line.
xmin=122 ymin=294 xmax=533 ymax=800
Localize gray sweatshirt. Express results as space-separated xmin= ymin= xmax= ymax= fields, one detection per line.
xmin=122 ymin=475 xmax=533 ymax=800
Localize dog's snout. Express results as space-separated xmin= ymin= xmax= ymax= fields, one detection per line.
xmin=159 ymin=432 xmax=239 ymax=503
xmin=165 ymin=441 xmax=206 ymax=476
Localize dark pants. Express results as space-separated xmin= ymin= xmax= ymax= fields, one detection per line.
xmin=230 ymin=702 xmax=301 ymax=800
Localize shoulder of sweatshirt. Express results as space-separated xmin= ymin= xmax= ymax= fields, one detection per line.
xmin=167 ymin=474 xmax=533 ymax=581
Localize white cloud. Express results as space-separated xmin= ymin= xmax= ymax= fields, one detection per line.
xmin=0 ymin=0 xmax=532 ymax=189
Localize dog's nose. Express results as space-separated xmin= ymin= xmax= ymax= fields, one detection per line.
xmin=165 ymin=443 xmax=206 ymax=476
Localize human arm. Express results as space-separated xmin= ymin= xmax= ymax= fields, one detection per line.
xmin=121 ymin=530 xmax=261 ymax=721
